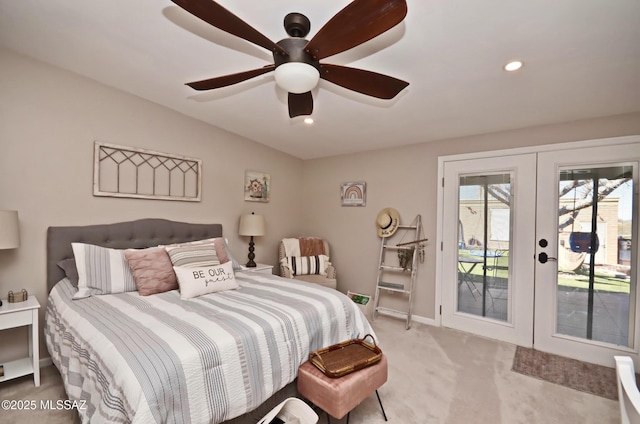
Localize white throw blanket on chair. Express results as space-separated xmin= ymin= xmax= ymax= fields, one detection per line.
xmin=282 ymin=238 xmax=301 ymax=257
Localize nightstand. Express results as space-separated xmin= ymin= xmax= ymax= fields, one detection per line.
xmin=242 ymin=263 xmax=274 ymax=275
xmin=0 ymin=296 xmax=40 ymax=386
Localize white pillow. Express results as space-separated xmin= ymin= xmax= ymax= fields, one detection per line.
xmin=72 ymin=243 xmax=137 ymax=299
xmin=281 ymin=255 xmax=330 ymax=276
xmin=174 ymin=261 xmax=238 ymax=299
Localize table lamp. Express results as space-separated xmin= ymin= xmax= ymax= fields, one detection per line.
xmin=238 ymin=212 xmax=265 ymax=267
xmin=0 ymin=210 xmax=20 ymax=307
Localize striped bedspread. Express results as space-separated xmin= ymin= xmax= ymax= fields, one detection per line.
xmin=45 ymin=272 xmax=374 ymax=424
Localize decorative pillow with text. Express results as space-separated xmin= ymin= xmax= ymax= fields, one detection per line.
xmin=174 ymin=261 xmax=238 ymax=299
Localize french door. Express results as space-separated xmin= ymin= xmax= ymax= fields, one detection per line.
xmin=440 ymin=138 xmax=640 ymax=368
xmin=441 ymin=154 xmax=536 ymax=347
xmin=534 ymin=143 xmax=639 ymax=367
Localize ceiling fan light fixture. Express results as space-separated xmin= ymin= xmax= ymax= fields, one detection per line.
xmin=504 ymin=60 xmax=524 ymax=72
xmin=173 ymin=0 xmax=409 ymax=118
xmin=274 ymin=62 xmax=320 ymax=94
xmin=304 ymin=117 xmax=314 ymax=124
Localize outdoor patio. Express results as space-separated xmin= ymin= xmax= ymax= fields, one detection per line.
xmin=457 ymin=269 xmax=632 ymax=347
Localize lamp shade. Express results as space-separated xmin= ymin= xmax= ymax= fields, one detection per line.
xmin=274 ymin=63 xmax=320 ymax=94
xmin=0 ymin=210 xmax=20 ymax=249
xmin=239 ymin=213 xmax=266 ymax=237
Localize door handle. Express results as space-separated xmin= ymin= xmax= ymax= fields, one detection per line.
xmin=538 ymin=252 xmax=557 ymax=263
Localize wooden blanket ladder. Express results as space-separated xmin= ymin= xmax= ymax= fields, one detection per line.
xmin=373 ymin=215 xmax=424 ymax=330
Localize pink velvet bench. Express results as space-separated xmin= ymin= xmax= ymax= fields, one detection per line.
xmin=297 ymin=354 xmax=388 ymax=423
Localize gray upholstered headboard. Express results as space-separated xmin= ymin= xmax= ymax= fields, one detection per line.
xmin=46 ymin=218 xmax=223 ymax=293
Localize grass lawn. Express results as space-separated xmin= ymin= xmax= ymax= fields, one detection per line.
xmin=458 ymin=250 xmax=630 ymax=294
xmin=557 ymin=269 xmax=630 ymax=293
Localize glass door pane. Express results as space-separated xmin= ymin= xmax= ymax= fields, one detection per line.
xmin=556 ymin=165 xmax=635 ymax=346
xmin=457 ymin=173 xmax=511 ymax=321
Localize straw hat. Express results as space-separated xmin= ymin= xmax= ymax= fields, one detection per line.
xmin=376 ymin=208 xmax=400 ymax=237
xmin=258 ymin=397 xmax=318 ymax=424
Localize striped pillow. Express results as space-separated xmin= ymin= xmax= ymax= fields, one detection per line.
xmin=72 ymin=243 xmax=137 ymax=299
xmin=283 ymin=255 xmax=330 ymax=276
xmin=167 ymin=237 xmax=242 ymax=271
xmin=165 ymin=244 xmax=220 ymax=268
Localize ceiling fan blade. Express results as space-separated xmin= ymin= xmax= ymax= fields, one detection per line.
xmin=186 ymin=65 xmax=275 ymax=90
xmin=320 ymin=63 xmax=408 ymax=99
xmin=305 ymin=0 xmax=407 ymax=60
xmin=171 ymin=0 xmax=288 ymax=56
xmin=288 ymin=92 xmax=313 ymax=118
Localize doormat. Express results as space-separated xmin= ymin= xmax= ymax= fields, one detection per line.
xmin=511 ymin=346 xmax=619 ymax=400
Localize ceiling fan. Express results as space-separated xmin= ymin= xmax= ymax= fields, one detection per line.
xmin=171 ymin=0 xmax=409 ymax=118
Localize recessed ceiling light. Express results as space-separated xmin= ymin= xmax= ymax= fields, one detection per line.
xmin=304 ymin=117 xmax=314 ymax=124
xmin=504 ymin=60 xmax=524 ymax=72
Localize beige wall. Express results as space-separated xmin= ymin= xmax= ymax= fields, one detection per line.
xmin=0 ymin=47 xmax=304 ymax=363
xmin=301 ymin=112 xmax=640 ymax=322
xmin=2 ymin=45 xmax=639 ymax=365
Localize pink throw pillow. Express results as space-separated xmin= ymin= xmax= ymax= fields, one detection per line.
xmin=125 ymin=247 xmax=178 ymax=296
xmin=213 ymin=238 xmax=230 ymax=264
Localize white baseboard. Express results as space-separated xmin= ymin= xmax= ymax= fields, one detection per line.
xmin=40 ymin=357 xmax=53 ymax=368
xmin=374 ymin=310 xmax=438 ymax=327
xmin=411 ymin=314 xmax=438 ymax=327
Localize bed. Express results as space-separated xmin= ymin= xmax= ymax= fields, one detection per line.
xmin=44 ymin=218 xmax=373 ymax=424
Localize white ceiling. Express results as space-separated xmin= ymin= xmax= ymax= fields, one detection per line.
xmin=1 ymin=0 xmax=639 ymax=159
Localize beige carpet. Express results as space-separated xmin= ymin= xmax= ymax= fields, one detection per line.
xmin=0 ymin=365 xmax=80 ymax=424
xmin=512 ymin=346 xmax=619 ymax=400
xmin=0 ymin=316 xmax=620 ymax=423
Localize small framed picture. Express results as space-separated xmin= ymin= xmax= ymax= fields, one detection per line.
xmin=244 ymin=170 xmax=270 ymax=202
xmin=341 ymin=181 xmax=366 ymax=207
